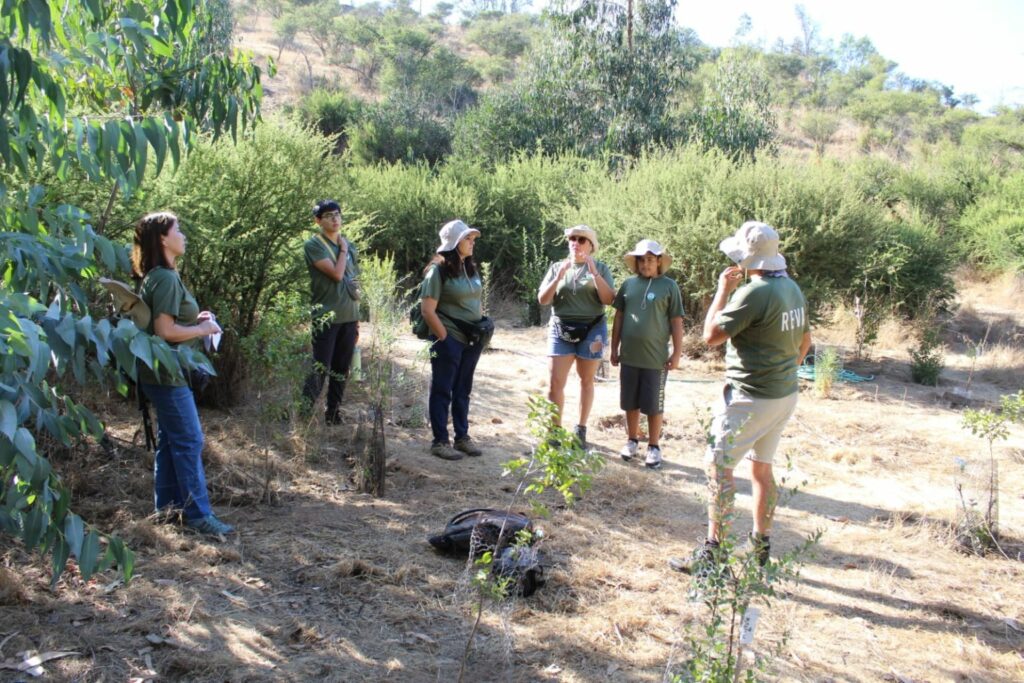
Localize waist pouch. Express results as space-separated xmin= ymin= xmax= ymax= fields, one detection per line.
xmin=450 ymin=315 xmax=495 ymax=348
xmin=552 ymin=314 xmax=604 ymax=344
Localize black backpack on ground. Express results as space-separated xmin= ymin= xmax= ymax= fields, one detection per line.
xmin=428 ymin=508 xmax=546 ymax=597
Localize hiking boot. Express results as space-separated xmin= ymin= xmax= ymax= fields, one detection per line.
xmin=668 ymin=540 xmax=721 ymax=577
xmin=454 ymin=436 xmax=483 ymax=457
xmin=619 ymin=439 xmax=639 ymax=461
xmin=645 ymin=444 xmax=663 ymax=469
xmin=749 ymin=532 xmax=771 ymax=567
xmin=573 ymin=425 xmax=587 ymax=449
xmin=431 ymin=442 xmax=464 ymax=460
xmin=185 ymin=514 xmax=235 ymax=537
xmin=325 ymin=412 xmax=342 ymax=425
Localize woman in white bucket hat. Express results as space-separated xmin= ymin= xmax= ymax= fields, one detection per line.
xmin=419 ymin=220 xmax=488 ymax=461
xmin=537 ymin=225 xmax=616 ymax=448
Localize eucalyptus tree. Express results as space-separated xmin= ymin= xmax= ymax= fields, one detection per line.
xmin=0 ymin=0 xmax=266 ymax=585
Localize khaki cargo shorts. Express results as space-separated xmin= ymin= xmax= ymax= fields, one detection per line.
xmin=705 ymin=383 xmax=799 ymax=467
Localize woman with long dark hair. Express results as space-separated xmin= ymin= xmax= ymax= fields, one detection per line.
xmin=132 ymin=211 xmax=233 ymax=536
xmin=419 ymin=220 xmax=486 ymax=461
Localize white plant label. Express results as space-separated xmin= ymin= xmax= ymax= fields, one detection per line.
xmin=739 ymin=607 xmax=761 ymax=645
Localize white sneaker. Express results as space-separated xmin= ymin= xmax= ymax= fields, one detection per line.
xmin=645 ymin=445 xmax=663 ymax=469
xmin=619 ymin=439 xmax=639 ymax=461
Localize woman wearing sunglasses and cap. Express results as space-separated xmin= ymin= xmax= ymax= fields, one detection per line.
xmin=419 ymin=220 xmax=489 ymax=461
xmin=537 ymin=225 xmax=615 ymax=448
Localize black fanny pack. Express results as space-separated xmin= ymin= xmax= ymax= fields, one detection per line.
xmin=450 ymin=315 xmax=495 ymax=348
xmin=552 ymin=314 xmax=604 ymax=344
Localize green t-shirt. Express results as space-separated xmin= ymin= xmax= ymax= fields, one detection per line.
xmin=304 ymin=234 xmax=360 ymax=324
xmin=716 ymin=276 xmax=809 ymax=399
xmin=612 ymin=275 xmax=684 ymax=370
xmin=542 ymin=260 xmax=615 ymax=322
xmin=419 ymin=263 xmax=483 ymax=345
xmin=138 ymin=267 xmax=200 ymax=386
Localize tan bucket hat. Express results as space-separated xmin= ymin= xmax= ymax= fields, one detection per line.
xmin=624 ymin=239 xmax=673 ymax=275
xmin=564 ymin=224 xmax=599 ymax=252
xmin=719 ymin=221 xmax=787 ymax=270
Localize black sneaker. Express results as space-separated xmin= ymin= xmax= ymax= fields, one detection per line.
xmin=668 ymin=540 xmax=721 ymax=577
xmin=573 ymin=425 xmax=587 ymax=449
xmin=749 ymin=533 xmax=770 ymax=567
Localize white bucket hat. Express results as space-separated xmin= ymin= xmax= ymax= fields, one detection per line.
xmin=719 ymin=221 xmax=787 ymax=271
xmin=624 ymin=239 xmax=673 ymax=275
xmin=436 ymin=219 xmax=481 ymax=253
xmin=564 ymin=224 xmax=599 ymax=252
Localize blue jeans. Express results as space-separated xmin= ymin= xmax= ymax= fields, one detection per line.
xmin=429 ymin=335 xmax=483 ymax=445
xmin=140 ymin=383 xmax=211 ymax=522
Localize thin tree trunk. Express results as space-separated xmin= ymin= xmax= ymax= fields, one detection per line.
xmin=358 ymin=403 xmax=386 ymax=496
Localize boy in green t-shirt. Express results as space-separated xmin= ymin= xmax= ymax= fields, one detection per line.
xmin=610 ymin=239 xmax=684 ymax=470
xmin=301 ymin=199 xmax=360 ymax=424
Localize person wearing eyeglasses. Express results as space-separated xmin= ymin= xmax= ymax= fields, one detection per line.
xmin=537 ymin=225 xmax=615 ymax=449
xmin=301 ymin=199 xmax=360 ymax=425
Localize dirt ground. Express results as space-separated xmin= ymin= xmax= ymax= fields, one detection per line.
xmin=1 ymin=275 xmax=1023 ymax=682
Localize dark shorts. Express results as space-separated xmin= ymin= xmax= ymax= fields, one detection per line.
xmin=619 ymin=364 xmax=666 ymax=416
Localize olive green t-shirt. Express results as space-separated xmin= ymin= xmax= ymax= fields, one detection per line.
xmin=612 ymin=275 xmax=685 ymax=370
xmin=716 ymin=276 xmax=809 ymax=399
xmin=304 ymin=234 xmax=360 ymax=324
xmin=138 ymin=267 xmax=200 ymax=386
xmin=419 ymin=263 xmax=483 ymax=345
xmin=542 ymin=260 xmax=615 ymax=322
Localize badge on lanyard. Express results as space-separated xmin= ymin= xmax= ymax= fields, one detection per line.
xmin=646 ymin=292 xmax=656 ymax=301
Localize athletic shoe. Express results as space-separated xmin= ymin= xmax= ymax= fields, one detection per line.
xmin=573 ymin=425 xmax=587 ymax=449
xmin=619 ymin=439 xmax=639 ymax=461
xmin=645 ymin=444 xmax=663 ymax=469
xmin=668 ymin=540 xmax=721 ymax=577
xmin=430 ymin=442 xmax=464 ymax=460
xmin=749 ymin=532 xmax=771 ymax=567
xmin=185 ymin=514 xmax=235 ymax=537
xmin=454 ymin=436 xmax=483 ymax=457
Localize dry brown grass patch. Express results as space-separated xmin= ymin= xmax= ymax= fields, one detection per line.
xmin=0 ymin=564 xmax=30 ymax=604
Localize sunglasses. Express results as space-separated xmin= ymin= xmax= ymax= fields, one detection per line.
xmin=568 ymin=236 xmax=589 ymax=244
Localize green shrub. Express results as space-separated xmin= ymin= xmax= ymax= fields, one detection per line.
xmin=347 ymin=100 xmax=453 ymax=166
xmin=339 ymin=161 xmax=477 ymax=276
xmin=148 ymin=118 xmax=359 ymax=403
xmin=290 ymin=88 xmax=362 ymax=151
xmin=910 ymin=328 xmax=944 ymax=386
xmin=960 ymin=171 xmax=1024 ymax=273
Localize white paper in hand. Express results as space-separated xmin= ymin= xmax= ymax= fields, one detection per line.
xmin=203 ymin=313 xmax=222 ymax=352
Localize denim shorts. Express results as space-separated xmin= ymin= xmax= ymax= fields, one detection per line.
xmin=547 ymin=317 xmax=608 ymax=360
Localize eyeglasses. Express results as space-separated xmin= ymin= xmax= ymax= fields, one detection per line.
xmin=320 ymin=211 xmax=342 ymax=220
xmin=568 ymin=236 xmax=589 ymax=244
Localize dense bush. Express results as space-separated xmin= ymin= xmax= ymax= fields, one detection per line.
xmin=147 ymin=118 xmax=361 ymax=402
xmin=347 ymin=100 xmax=453 ymax=166
xmin=960 ymin=171 xmax=1024 ymax=273
xmin=556 ymin=148 xmax=953 ymax=322
xmin=289 ymin=88 xmax=362 ymax=151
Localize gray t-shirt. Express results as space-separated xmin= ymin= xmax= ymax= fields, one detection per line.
xmin=717 ymin=276 xmax=809 ymax=398
xmin=541 ymin=260 xmax=614 ymax=322
xmin=612 ymin=275 xmax=684 ymax=370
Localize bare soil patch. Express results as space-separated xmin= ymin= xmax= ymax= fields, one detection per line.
xmin=3 ymin=289 xmax=1024 ymax=681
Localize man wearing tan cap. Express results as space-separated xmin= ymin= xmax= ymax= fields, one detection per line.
xmin=672 ymin=221 xmax=811 ymax=575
